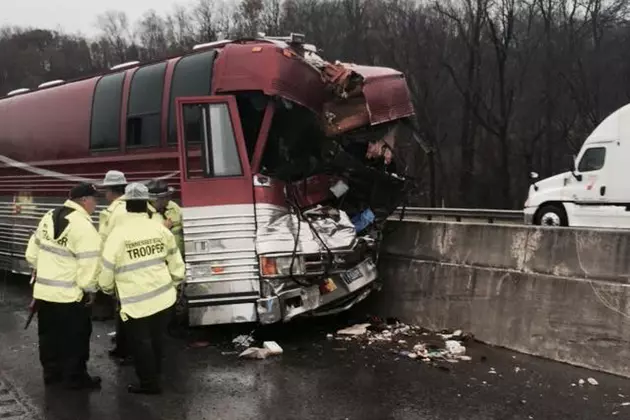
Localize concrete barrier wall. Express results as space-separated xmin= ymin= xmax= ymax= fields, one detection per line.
xmin=374 ymin=221 xmax=630 ymax=377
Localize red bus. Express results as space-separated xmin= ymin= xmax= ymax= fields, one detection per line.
xmin=0 ymin=34 xmax=415 ymax=326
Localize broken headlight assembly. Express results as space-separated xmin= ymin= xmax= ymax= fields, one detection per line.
xmin=260 ymin=256 xmax=306 ymax=277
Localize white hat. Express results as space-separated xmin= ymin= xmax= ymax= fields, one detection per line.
xmin=102 ymin=170 xmax=127 ymax=187
xmin=123 ymin=183 xmax=150 ymax=201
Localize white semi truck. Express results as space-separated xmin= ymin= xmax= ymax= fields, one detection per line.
xmin=525 ymin=103 xmax=630 ymax=228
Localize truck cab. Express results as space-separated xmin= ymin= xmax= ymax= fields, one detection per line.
xmin=525 ymin=103 xmax=630 ymax=228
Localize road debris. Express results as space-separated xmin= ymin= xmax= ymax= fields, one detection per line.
xmin=621 ymin=402 xmax=630 ymax=406
xmin=587 ymin=378 xmax=599 ymax=386
xmin=445 ymin=340 xmax=466 ymax=355
xmin=337 ymin=323 xmax=371 ymax=336
xmin=263 ymin=341 xmax=283 ymax=355
xmin=578 ymin=379 xmax=585 ymax=386
xmin=232 ymin=334 xmax=255 ymax=348
xmin=329 ymin=318 xmax=473 ymax=368
xmin=239 ymin=347 xmax=272 ymax=360
xmin=188 ymin=340 xmax=211 ymax=349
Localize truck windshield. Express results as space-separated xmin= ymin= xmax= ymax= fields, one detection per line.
xmin=578 ymin=147 xmax=606 ymax=172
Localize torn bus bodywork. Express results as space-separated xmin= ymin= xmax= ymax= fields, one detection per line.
xmin=186 ymin=36 xmax=416 ymax=325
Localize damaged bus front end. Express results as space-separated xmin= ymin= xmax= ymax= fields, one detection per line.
xmin=177 ymin=34 xmax=416 ymax=326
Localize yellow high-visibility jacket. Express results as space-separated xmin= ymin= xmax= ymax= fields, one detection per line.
xmin=98 ymin=195 xmax=126 ymax=244
xmin=25 ymin=200 xmax=101 ymax=303
xmin=99 ymin=195 xmax=159 ymax=244
xmin=98 ymin=212 xmax=185 ymax=320
xmin=151 ymin=201 xmax=184 ymax=257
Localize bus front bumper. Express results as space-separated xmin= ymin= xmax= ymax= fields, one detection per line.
xmin=256 ymin=258 xmax=378 ymax=324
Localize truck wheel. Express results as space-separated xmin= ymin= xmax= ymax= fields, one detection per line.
xmin=535 ymin=205 xmax=567 ymax=227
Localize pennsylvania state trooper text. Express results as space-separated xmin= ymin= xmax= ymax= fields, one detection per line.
xmin=125 ymin=238 xmax=165 ymax=259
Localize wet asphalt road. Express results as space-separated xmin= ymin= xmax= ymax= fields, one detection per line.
xmin=2 ymin=277 xmax=630 ymax=420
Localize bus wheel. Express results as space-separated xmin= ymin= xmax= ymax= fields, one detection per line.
xmin=535 ymin=205 xmax=567 ymax=227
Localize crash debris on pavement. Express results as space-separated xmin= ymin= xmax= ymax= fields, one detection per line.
xmin=331 ymin=318 xmax=475 ymax=367
xmin=237 ymin=339 xmax=284 ymax=360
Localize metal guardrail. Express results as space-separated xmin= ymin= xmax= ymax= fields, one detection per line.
xmin=390 ymin=207 xmax=525 ymax=224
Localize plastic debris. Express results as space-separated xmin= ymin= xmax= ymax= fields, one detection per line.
xmin=232 ymin=334 xmax=255 ymax=348
xmin=330 ymin=180 xmax=349 ymax=198
xmin=578 ymin=379 xmax=585 ymax=386
xmin=445 ymin=340 xmax=466 ymax=355
xmin=326 ymin=333 xmax=334 ymax=340
xmin=107 ymin=331 xmax=116 ymax=337
xmin=263 ymin=341 xmax=283 ymax=355
xmin=337 ymin=323 xmax=371 ymax=336
xmin=621 ymin=402 xmax=630 ymax=406
xmin=351 ymin=208 xmax=375 ymax=233
xmin=239 ymin=347 xmax=271 ymax=359
xmin=587 ymin=377 xmax=599 ymax=386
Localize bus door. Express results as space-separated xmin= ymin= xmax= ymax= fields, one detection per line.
xmin=175 ymin=96 xmax=259 ymax=326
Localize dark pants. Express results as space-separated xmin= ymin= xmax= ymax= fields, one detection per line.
xmin=127 ymin=307 xmax=170 ymax=389
xmin=113 ymin=306 xmax=130 ymax=357
xmin=38 ymin=300 xmax=91 ymax=384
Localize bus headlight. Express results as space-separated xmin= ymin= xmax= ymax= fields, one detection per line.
xmin=260 ymin=256 xmax=305 ymax=276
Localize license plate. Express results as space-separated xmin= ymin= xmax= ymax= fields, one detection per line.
xmin=342 ymin=267 xmax=362 ymax=285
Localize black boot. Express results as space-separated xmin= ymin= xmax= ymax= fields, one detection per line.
xmin=66 ymin=375 xmax=102 ymax=391
xmin=43 ymin=372 xmax=62 ymax=386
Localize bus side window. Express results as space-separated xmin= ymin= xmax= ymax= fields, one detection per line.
xmin=90 ymin=72 xmax=125 ymax=150
xmin=167 ymin=51 xmax=216 ymax=145
xmin=127 ymin=62 xmax=166 ymax=148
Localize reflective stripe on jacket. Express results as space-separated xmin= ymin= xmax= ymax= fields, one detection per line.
xmin=25 ymin=200 xmax=101 ymax=303
xmin=98 ymin=212 xmax=185 ymax=320
xmin=151 ymin=201 xmax=184 ymax=257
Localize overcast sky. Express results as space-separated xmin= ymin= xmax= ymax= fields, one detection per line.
xmin=1 ymin=0 xmax=185 ymax=37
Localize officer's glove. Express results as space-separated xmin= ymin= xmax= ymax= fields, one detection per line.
xmin=84 ymin=292 xmax=97 ymax=307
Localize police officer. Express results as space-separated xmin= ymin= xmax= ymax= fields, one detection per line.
xmin=147 ymin=180 xmax=184 ymax=257
xmin=99 ymin=170 xmax=128 ymax=242
xmin=25 ymin=183 xmax=102 ymax=390
xmin=98 ymin=170 xmax=133 ymax=363
xmin=98 ymin=183 xmax=185 ymax=395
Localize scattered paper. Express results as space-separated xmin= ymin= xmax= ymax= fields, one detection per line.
xmin=263 ymin=341 xmax=283 ymax=355
xmin=239 ymin=347 xmax=272 ymax=359
xmin=337 ymin=323 xmax=371 ymax=336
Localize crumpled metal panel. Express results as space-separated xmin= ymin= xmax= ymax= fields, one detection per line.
xmin=212 ymin=42 xmax=415 ymax=132
xmin=322 ymin=96 xmax=371 ymax=136
xmin=322 ymin=66 xmax=415 ymax=135
xmin=256 ymin=207 xmax=356 ymax=255
xmin=360 ymin=72 xmax=415 ymax=125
